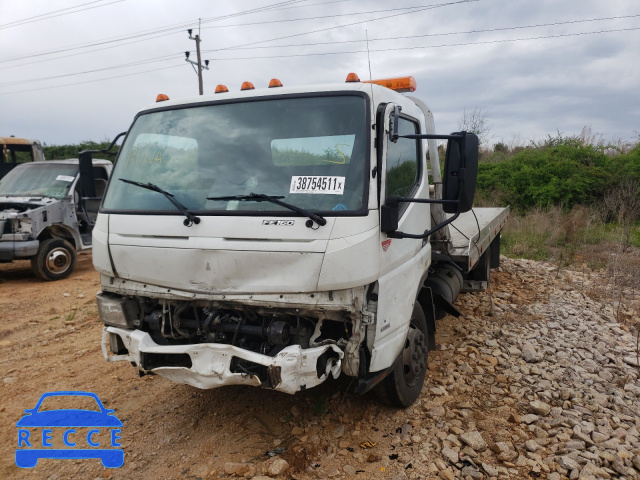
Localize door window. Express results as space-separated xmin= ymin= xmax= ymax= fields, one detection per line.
xmin=385 ymin=117 xmax=420 ymax=199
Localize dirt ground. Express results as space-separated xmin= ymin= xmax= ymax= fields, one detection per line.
xmin=0 ymin=254 xmax=568 ymax=480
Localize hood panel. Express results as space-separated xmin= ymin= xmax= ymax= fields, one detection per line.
xmin=108 ymin=215 xmax=331 ymax=293
xmin=110 ymin=245 xmax=323 ymax=293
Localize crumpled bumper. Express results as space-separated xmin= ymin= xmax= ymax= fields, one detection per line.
xmin=102 ymin=327 xmax=343 ymax=395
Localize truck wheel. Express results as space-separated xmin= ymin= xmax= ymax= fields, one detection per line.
xmin=374 ymin=302 xmax=429 ymax=407
xmin=31 ymin=238 xmax=77 ymax=281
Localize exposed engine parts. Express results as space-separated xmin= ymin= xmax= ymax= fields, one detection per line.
xmin=136 ymin=299 xmax=352 ymax=358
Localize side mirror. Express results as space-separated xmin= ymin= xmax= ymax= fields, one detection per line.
xmin=381 ymin=196 xmax=400 ymax=232
xmin=442 ymin=132 xmax=478 ymax=214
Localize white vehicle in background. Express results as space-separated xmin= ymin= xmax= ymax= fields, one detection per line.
xmin=94 ymin=74 xmax=508 ymax=407
xmin=0 ymin=138 xmax=120 ymax=280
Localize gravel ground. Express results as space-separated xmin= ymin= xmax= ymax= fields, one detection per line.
xmin=1 ymin=256 xmax=639 ymax=480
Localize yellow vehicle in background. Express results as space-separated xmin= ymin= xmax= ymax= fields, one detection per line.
xmin=1 ymin=136 xmax=46 ymax=180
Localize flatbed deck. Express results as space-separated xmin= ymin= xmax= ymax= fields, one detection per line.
xmin=446 ymin=206 xmax=510 ymax=271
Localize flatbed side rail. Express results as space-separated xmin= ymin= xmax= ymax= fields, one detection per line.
xmin=466 ymin=206 xmax=510 ymax=271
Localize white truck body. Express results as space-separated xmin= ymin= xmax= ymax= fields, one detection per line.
xmin=94 ymin=76 xmax=508 ymax=406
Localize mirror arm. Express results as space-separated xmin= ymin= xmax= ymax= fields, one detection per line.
xmin=79 ymin=131 xmax=127 ymax=156
xmin=387 ymin=210 xmax=461 ymax=240
xmin=397 ymin=133 xmax=464 ymax=141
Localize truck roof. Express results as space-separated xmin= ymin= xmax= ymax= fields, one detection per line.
xmin=0 ymin=137 xmax=42 ymax=146
xmin=142 ymin=80 xmax=412 ymax=114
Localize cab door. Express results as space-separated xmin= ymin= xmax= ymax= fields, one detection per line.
xmin=369 ymin=103 xmax=432 ymax=371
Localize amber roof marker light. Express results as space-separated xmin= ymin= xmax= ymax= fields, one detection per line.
xmin=345 ymin=73 xmax=361 ymax=83
xmin=241 ymin=81 xmax=255 ymax=91
xmin=215 ymin=85 xmax=229 ymax=94
xmin=363 ymin=76 xmax=417 ymax=93
xmin=156 ymin=94 xmax=170 ymax=102
xmin=269 ymin=78 xmax=283 ymax=88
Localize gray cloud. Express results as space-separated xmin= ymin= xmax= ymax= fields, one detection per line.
xmin=0 ymin=0 xmax=638 ymax=146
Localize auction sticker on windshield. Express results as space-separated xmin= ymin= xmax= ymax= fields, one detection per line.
xmin=290 ymin=176 xmax=345 ymax=195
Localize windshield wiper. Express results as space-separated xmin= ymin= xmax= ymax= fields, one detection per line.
xmin=120 ymin=178 xmax=201 ymax=227
xmin=207 ymin=192 xmax=326 ymax=228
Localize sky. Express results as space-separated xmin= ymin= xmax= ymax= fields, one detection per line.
xmin=0 ymin=0 xmax=638 ymax=147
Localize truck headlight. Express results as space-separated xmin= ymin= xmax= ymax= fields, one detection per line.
xmin=17 ymin=219 xmax=32 ymax=233
xmin=96 ymin=292 xmax=140 ymax=328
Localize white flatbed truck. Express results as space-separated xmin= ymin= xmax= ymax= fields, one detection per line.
xmin=93 ymin=74 xmax=509 ymax=407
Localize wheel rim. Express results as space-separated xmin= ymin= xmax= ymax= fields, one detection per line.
xmin=46 ymin=247 xmax=72 ymax=274
xmin=402 ymin=321 xmax=428 ymax=387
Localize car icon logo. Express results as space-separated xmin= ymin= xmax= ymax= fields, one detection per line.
xmin=15 ymin=391 xmax=123 ymax=468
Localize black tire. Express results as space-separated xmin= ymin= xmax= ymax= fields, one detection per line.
xmin=374 ymin=302 xmax=429 ymax=408
xmin=31 ymin=238 xmax=77 ymax=281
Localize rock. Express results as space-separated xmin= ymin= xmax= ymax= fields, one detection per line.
xmin=557 ymin=456 xmax=579 ymax=471
xmin=224 ymin=462 xmax=250 ymax=476
xmin=529 ymin=400 xmax=551 ymax=416
xmin=520 ymin=414 xmax=539 ymax=424
xmin=522 ymin=343 xmax=542 ymax=363
xmin=438 ymin=468 xmax=455 ymax=480
xmin=525 ymin=440 xmax=540 ymax=452
xmin=497 ymin=450 xmax=518 ymax=462
xmin=343 ymin=465 xmax=357 ymax=475
xmin=481 ymin=462 xmax=499 ymax=476
xmin=459 ymin=430 xmax=487 ymax=451
xmin=332 ymin=424 xmax=345 ymax=438
xmin=291 ymin=426 xmax=304 ymax=435
xmin=491 ymin=442 xmax=511 ymax=454
xmin=460 ymin=465 xmax=483 ymax=479
xmin=268 ymin=458 xmax=289 ymax=476
xmin=441 ymin=446 xmax=459 ymax=464
xmin=591 ymin=431 xmax=609 ymax=443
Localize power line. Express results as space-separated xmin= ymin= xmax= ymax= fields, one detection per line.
xmin=203 ymin=26 xmax=640 ymax=61
xmin=0 ymin=0 xmax=127 ymax=30
xmin=202 ymin=0 xmax=479 ymax=54
xmin=201 ymin=5 xmax=442 ymax=30
xmin=216 ymin=13 xmax=640 ymax=51
xmin=0 ymin=64 xmax=184 ymax=96
xmin=0 ymin=0 xmax=476 ymax=88
xmin=2 ymin=25 xmax=637 ymax=96
xmin=2 ymin=9 xmax=638 ymax=90
xmin=0 ymin=0 xmax=310 ymax=64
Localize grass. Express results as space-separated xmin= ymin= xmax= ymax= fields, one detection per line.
xmin=500 ymin=205 xmax=640 ymax=267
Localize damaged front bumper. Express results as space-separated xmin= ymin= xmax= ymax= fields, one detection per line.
xmin=102 ymin=327 xmax=343 ymax=394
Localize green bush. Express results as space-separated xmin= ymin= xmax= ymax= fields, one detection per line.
xmin=476 ymin=135 xmax=640 ymax=212
xmin=43 ymin=141 xmax=118 ymax=160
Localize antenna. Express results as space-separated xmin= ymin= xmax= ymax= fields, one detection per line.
xmin=365 ymin=28 xmax=375 ymax=113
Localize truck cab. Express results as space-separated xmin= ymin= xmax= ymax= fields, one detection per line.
xmin=1 ymin=137 xmax=46 ymax=180
xmin=0 ymin=159 xmax=112 ymax=280
xmin=95 ymin=74 xmax=508 ymax=406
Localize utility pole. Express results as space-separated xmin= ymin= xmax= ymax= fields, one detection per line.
xmin=185 ymin=19 xmax=209 ymax=95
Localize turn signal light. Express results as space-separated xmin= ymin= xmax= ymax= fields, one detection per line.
xmin=215 ymin=84 xmax=229 ymax=94
xmin=156 ymin=94 xmax=170 ymax=102
xmin=345 ymin=73 xmax=361 ymax=83
xmin=269 ymin=78 xmax=283 ymax=88
xmin=364 ymin=76 xmax=417 ymax=92
xmin=241 ymin=81 xmax=255 ymax=90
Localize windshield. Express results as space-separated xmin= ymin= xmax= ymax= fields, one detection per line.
xmin=0 ymin=163 xmax=78 ymax=198
xmin=103 ymin=94 xmax=369 ymax=214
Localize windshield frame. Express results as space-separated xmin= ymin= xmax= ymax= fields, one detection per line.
xmin=101 ymin=91 xmax=371 ymax=218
